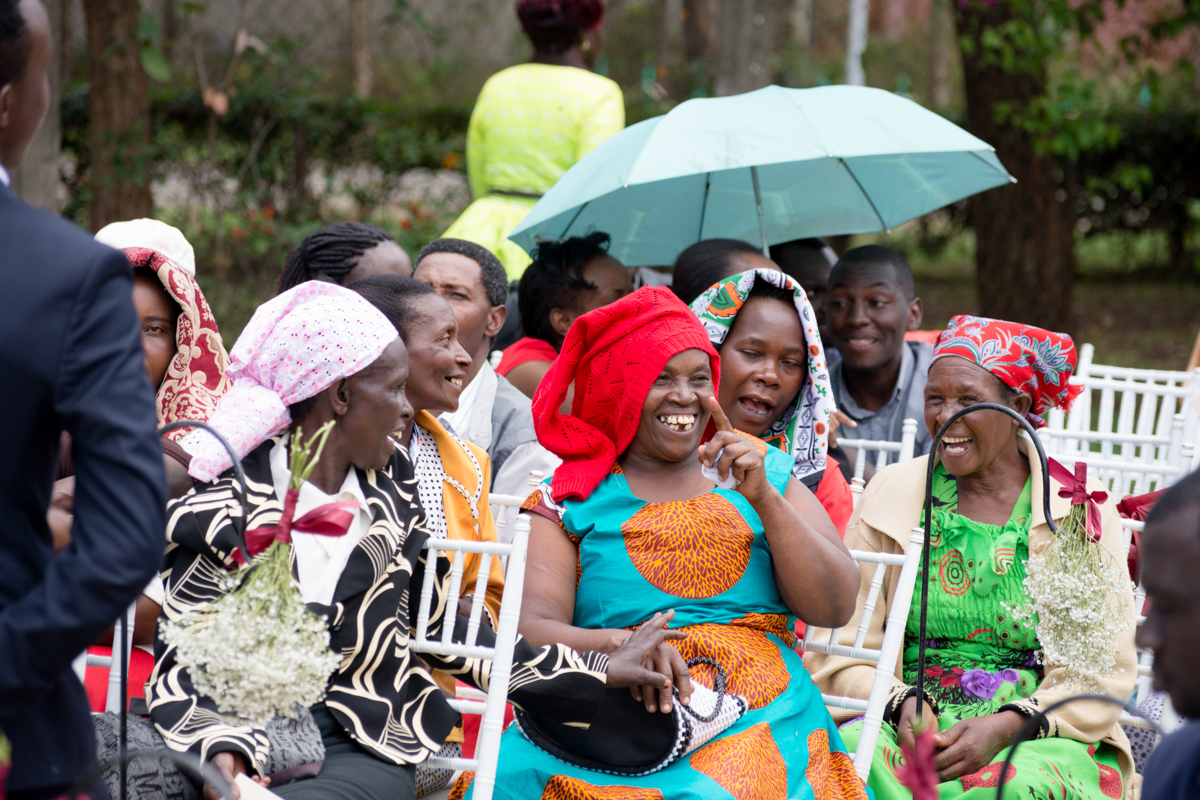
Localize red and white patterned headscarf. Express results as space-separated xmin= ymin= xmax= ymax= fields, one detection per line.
xmin=186 ymin=282 xmax=398 ymax=483
xmin=122 ymin=247 xmax=231 ymax=441
xmin=932 ymin=315 xmax=1084 ymax=427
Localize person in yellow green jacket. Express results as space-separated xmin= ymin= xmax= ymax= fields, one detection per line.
xmin=443 ymin=0 xmax=624 ymax=280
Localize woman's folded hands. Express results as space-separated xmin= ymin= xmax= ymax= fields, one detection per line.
xmin=897 ymin=696 xmax=1026 ymax=781
xmin=604 ymin=610 xmax=694 ymax=714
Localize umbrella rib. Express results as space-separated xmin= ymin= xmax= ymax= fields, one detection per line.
xmin=779 ymin=87 xmax=833 ymax=158
xmin=968 ymin=149 xmax=1018 ymax=183
xmin=697 ymin=173 xmax=711 ymax=241
xmin=556 ymin=200 xmax=591 ymax=242
xmin=839 ymin=158 xmax=890 ymax=233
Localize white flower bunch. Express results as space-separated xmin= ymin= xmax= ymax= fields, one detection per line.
xmin=162 ymin=422 xmax=344 ymax=728
xmin=1004 ymin=506 xmax=1131 ymax=693
xmin=162 ymin=567 xmax=342 ymax=727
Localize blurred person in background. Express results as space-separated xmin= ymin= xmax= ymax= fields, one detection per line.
xmin=671 ymin=238 xmax=773 ymax=307
xmin=769 ymin=237 xmax=840 ymax=364
xmin=412 ymin=238 xmax=560 ymax=497
xmin=275 ymin=221 xmax=412 ymax=295
xmin=0 ymin=0 xmax=166 ymax=794
xmin=1135 ymin=469 xmax=1200 ymax=800
xmin=827 ymin=245 xmax=931 ymax=466
xmin=442 ymin=0 xmax=624 ymax=280
xmin=496 ymin=232 xmax=631 ymax=401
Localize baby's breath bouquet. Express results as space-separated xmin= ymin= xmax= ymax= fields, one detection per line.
xmin=163 ymin=423 xmax=347 ymax=727
xmin=1006 ymin=461 xmax=1131 ymax=692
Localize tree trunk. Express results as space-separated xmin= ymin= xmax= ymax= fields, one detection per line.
xmin=715 ymin=0 xmax=772 ymax=96
xmin=351 ymin=0 xmax=372 ymax=99
xmin=845 ymin=0 xmax=869 ymax=85
xmin=83 ymin=0 xmax=152 ymax=231
xmin=11 ymin=0 xmax=62 ymax=211
xmin=791 ymin=0 xmax=813 ymax=49
xmin=955 ymin=0 xmax=1076 ymax=333
xmin=929 ymin=0 xmax=951 ymax=108
xmin=657 ymin=0 xmax=683 ymax=69
xmin=683 ymin=0 xmax=718 ymax=64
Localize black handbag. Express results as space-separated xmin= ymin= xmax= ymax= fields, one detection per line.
xmin=513 ymin=657 xmax=748 ymax=777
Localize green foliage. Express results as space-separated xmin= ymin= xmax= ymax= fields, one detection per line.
xmin=958 ymin=0 xmax=1122 ymax=161
xmin=1076 ymin=108 xmax=1200 ymax=273
xmin=137 ymin=12 xmax=171 ymax=82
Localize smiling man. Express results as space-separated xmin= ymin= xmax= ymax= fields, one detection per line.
xmin=1135 ymin=469 xmax=1200 ymax=800
xmin=826 ymin=245 xmax=931 ymax=462
xmin=413 ymin=238 xmax=560 ymax=497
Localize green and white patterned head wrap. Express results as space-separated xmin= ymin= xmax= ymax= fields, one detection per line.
xmin=690 ymin=268 xmax=835 ymax=488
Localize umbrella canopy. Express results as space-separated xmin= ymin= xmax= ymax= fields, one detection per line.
xmin=507 ymin=84 xmax=1014 ymax=266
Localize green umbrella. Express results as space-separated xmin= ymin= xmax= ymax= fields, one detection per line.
xmin=507 ymin=84 xmax=1014 ymax=266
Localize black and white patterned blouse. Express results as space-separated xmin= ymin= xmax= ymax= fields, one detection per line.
xmin=146 ymin=438 xmax=609 ymax=772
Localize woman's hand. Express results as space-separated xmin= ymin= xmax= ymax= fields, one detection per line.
xmin=605 ymin=611 xmax=691 ymax=714
xmin=932 ymin=710 xmax=1026 ymax=781
xmin=896 ymin=695 xmax=937 ymax=757
xmin=205 ymin=752 xmax=270 ymax=800
xmin=697 ymin=396 xmax=771 ymax=504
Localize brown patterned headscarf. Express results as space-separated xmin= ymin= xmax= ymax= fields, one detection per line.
xmin=124 ymin=247 xmax=231 ymax=440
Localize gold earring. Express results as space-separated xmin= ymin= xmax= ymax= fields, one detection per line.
xmin=581 ymin=39 xmax=591 ymax=51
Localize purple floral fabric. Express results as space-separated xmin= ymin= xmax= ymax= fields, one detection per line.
xmin=960 ymin=668 xmax=1022 ymax=700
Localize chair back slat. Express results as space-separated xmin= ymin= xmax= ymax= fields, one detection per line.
xmin=442 ymin=549 xmax=468 ymax=648
xmin=463 ymin=551 xmax=493 ymax=648
xmin=852 ymin=561 xmax=888 ymax=651
xmin=798 ymin=530 xmax=924 ymax=782
xmin=412 ymin=475 xmax=538 ymax=800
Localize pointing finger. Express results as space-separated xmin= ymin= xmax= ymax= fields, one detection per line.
xmin=705 ymin=395 xmax=735 ymax=434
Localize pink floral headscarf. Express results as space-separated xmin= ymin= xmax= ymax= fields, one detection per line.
xmin=187 ymin=282 xmax=399 ymax=482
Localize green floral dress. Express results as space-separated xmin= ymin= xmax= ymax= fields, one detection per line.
xmin=837 ymin=466 xmax=1125 ymax=799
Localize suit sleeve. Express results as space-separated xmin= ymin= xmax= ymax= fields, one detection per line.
xmin=0 ymin=247 xmax=166 ymax=716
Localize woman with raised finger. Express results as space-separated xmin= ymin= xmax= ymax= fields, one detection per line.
xmin=469 ymin=287 xmax=865 ymax=800
xmin=807 ymin=315 xmax=1138 ymax=798
xmin=691 ymin=267 xmax=855 ymax=535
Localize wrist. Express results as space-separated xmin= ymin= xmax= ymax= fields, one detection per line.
xmin=604 ymin=629 xmax=632 ymax=653
xmin=996 ymin=709 xmax=1027 ymax=741
xmin=746 ymin=481 xmax=783 ymax=512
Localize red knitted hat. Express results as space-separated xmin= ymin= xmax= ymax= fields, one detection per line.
xmin=533 ymin=286 xmax=720 ymax=503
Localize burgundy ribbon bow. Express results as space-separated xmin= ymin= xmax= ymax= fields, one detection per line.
xmin=244 ymin=487 xmax=360 ymax=558
xmin=1047 ymin=458 xmax=1108 ymax=543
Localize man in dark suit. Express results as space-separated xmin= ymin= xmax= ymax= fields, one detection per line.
xmin=0 ymin=1 xmax=167 ymax=796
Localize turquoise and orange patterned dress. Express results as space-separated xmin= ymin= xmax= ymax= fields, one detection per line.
xmin=465 ymin=447 xmax=869 ymax=800
xmin=837 ymin=466 xmax=1125 ymax=799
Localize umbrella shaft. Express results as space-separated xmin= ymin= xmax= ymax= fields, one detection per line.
xmin=751 ymin=166 xmax=769 ymax=256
